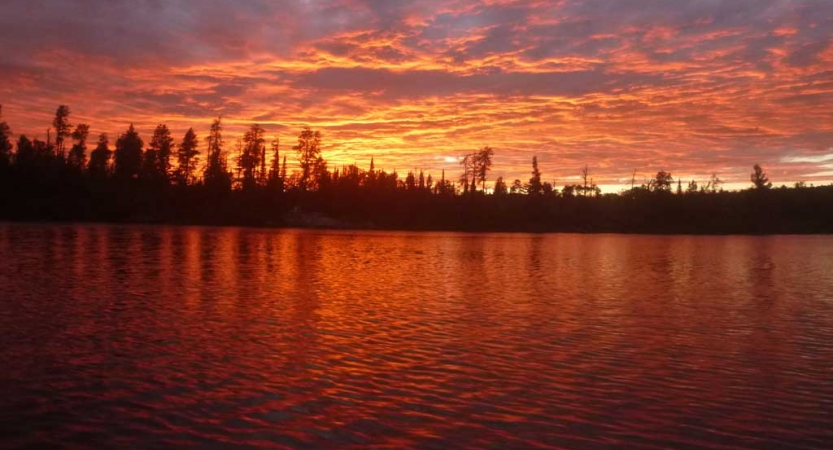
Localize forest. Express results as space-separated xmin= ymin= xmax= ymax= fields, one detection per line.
xmin=1 ymin=105 xmax=831 ymax=234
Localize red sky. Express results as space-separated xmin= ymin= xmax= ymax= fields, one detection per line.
xmin=1 ymin=0 xmax=832 ymax=191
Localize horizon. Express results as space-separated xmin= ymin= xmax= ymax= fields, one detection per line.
xmin=0 ymin=107 xmax=819 ymax=194
xmin=1 ymin=0 xmax=832 ymax=191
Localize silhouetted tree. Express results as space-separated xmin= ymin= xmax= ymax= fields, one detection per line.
xmin=269 ymin=137 xmax=280 ymax=176
xmin=259 ymin=135 xmax=267 ymax=187
xmin=14 ymin=135 xmax=35 ymax=167
xmin=751 ymin=164 xmax=772 ymax=190
xmin=176 ymin=128 xmax=199 ymax=186
xmin=334 ymin=164 xmax=361 ymax=191
xmin=705 ymin=173 xmax=722 ymax=193
xmin=267 ymin=136 xmax=284 ymax=192
xmin=45 ymin=130 xmax=54 ymax=155
xmin=144 ymin=124 xmax=173 ymax=182
xmin=581 ymin=165 xmax=590 ymax=197
xmin=0 ymin=106 xmax=12 ymax=167
xmin=35 ymin=138 xmax=52 ymax=166
xmin=67 ymin=123 xmax=90 ymax=169
xmin=511 ymin=179 xmax=524 ymax=194
xmin=88 ymin=133 xmax=111 ymax=178
xmin=475 ymin=146 xmax=494 ymax=192
xmin=311 ymin=156 xmax=329 ymax=191
xmin=52 ymin=105 xmax=72 ymax=159
xmin=459 ymin=153 xmax=473 ymax=194
xmin=493 ymin=176 xmax=508 ymax=195
xmin=3 ymin=106 xmax=833 ymax=235
xmin=114 ymin=124 xmax=143 ymax=179
xmin=405 ymin=171 xmax=417 ymax=190
xmin=294 ymin=127 xmax=322 ymax=191
xmin=239 ymin=124 xmax=266 ymax=190
xmin=232 ymin=138 xmax=243 ymax=185
xmin=204 ymin=118 xmax=231 ymax=191
xmin=142 ymin=136 xmax=158 ymax=180
xmin=687 ymin=180 xmax=698 ymax=194
xmin=435 ymin=169 xmax=454 ymax=195
xmin=528 ymin=156 xmax=543 ymax=195
xmin=649 ymin=170 xmax=673 ymax=193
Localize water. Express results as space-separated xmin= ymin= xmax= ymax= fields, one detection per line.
xmin=1 ymin=223 xmax=832 ymax=449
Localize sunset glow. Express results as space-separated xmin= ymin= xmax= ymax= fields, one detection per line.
xmin=2 ymin=0 xmax=832 ymax=190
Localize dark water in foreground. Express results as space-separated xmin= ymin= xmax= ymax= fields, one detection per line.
xmin=1 ymin=223 xmax=832 ymax=449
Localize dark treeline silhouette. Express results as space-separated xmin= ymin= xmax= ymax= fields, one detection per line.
xmin=1 ymin=105 xmax=832 ymax=234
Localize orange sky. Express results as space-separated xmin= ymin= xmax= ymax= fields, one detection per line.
xmin=1 ymin=0 xmax=832 ymax=191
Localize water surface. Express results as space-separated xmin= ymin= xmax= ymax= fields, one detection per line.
xmin=1 ymin=223 xmax=832 ymax=449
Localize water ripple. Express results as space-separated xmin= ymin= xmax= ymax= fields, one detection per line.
xmin=1 ymin=225 xmax=832 ymax=449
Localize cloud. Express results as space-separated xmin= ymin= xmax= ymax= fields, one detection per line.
xmin=781 ymin=151 xmax=833 ymax=164
xmin=0 ymin=0 xmax=831 ymax=189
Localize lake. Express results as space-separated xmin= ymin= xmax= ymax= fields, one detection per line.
xmin=1 ymin=223 xmax=832 ymax=449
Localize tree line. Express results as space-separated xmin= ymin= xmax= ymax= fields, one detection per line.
xmin=0 ymin=105 xmax=830 ymax=233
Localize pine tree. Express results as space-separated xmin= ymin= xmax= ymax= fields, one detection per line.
xmin=68 ymin=124 xmax=90 ymax=169
xmin=475 ymin=146 xmax=494 ymax=192
xmin=269 ymin=136 xmax=280 ymax=179
xmin=751 ymin=164 xmax=772 ymax=190
xmin=204 ymin=118 xmax=231 ymax=190
xmin=0 ymin=105 xmax=13 ymax=166
xmin=114 ymin=124 xmax=143 ymax=179
xmin=145 ymin=124 xmax=173 ymax=182
xmin=528 ymin=156 xmax=543 ymax=195
xmin=15 ymin=135 xmax=35 ymax=167
xmin=176 ymin=128 xmax=199 ymax=185
xmin=52 ymin=105 xmax=72 ymax=159
xmin=580 ymin=165 xmax=589 ymax=197
xmin=294 ymin=127 xmax=322 ymax=191
xmin=239 ymin=124 xmax=265 ymax=190
xmin=88 ymin=133 xmax=111 ymax=178
xmin=493 ymin=176 xmax=508 ymax=195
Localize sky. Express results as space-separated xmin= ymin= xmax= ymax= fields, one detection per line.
xmin=1 ymin=0 xmax=832 ymax=191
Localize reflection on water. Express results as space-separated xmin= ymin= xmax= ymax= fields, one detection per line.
xmin=1 ymin=223 xmax=832 ymax=449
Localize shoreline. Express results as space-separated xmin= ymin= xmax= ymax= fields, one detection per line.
xmin=3 ymin=217 xmax=831 ymax=236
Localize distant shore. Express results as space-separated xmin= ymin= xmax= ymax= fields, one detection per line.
xmin=3 ymin=198 xmax=831 ymax=235
xmin=3 ymin=108 xmax=831 ymax=236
